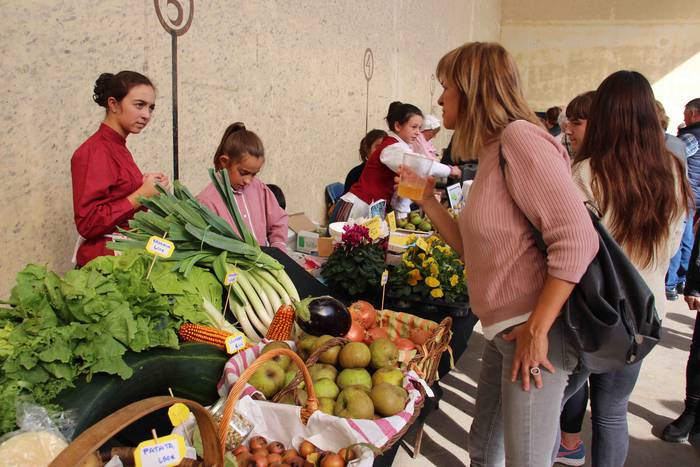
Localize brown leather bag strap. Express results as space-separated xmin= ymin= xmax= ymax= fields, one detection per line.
xmin=49 ymin=396 xmax=223 ymax=467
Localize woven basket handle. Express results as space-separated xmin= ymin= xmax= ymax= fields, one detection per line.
xmin=49 ymin=396 xmax=222 ymax=466
xmin=218 ymin=348 xmax=317 ymax=456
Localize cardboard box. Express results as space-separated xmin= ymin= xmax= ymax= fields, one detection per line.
xmin=296 ymin=231 xmax=319 ymax=254
xmin=288 ymin=212 xmax=317 ymax=233
xmin=317 ymin=237 xmax=334 ymax=257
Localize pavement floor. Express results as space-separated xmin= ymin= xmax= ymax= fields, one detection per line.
xmin=392 ymin=299 xmax=700 ymax=466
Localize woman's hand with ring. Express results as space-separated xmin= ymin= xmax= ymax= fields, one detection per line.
xmin=502 ymin=324 xmax=555 ymax=391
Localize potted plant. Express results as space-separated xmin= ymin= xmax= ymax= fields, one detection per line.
xmin=388 ymin=235 xmax=468 ymax=314
xmin=321 ymin=224 xmax=386 ymax=297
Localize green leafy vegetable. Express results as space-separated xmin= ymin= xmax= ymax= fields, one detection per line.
xmin=0 ymin=250 xmax=222 ymax=434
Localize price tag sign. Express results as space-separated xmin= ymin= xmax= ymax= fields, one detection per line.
xmin=224 ymin=272 xmax=238 ymax=286
xmin=363 ymin=216 xmax=382 ymax=240
xmin=387 ymin=211 xmax=397 ymax=232
xmin=381 ymin=269 xmax=389 ymax=286
xmin=146 ymin=236 xmax=175 ymax=259
xmin=225 ymin=331 xmax=247 ymax=354
xmin=135 ymin=433 xmax=186 ymax=467
xmin=167 ymin=403 xmax=191 ymax=427
xmin=416 ymin=237 xmax=429 ymax=252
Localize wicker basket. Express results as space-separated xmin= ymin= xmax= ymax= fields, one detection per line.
xmin=49 ymin=397 xmax=222 ymax=467
xmin=374 ymin=310 xmax=452 ymax=386
xmin=272 ymin=334 xmax=429 ymax=454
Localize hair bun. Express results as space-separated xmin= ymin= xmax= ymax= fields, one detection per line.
xmin=93 ymin=73 xmax=115 ymax=107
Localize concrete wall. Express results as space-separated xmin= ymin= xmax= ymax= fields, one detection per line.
xmin=501 ymin=0 xmax=700 ymax=131
xmin=0 ymin=0 xmax=501 ymax=296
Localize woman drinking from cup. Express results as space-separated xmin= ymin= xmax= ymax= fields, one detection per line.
xmin=407 ymin=42 xmax=598 ymax=466
xmin=331 ymin=101 xmax=459 ymax=222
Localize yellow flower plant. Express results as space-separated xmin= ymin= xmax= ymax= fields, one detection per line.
xmin=388 ymin=234 xmax=468 ymax=303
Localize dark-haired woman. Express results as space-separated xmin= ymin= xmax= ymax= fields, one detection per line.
xmin=343 ymin=129 xmax=387 ymax=194
xmin=196 ymin=123 xmax=288 ymax=251
xmin=563 ymin=70 xmax=692 ymax=466
xmin=71 ymin=71 xmax=170 ymax=267
xmin=331 ymin=101 xmax=458 ymax=222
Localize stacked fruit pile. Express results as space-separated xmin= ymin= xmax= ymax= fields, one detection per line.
xmin=234 ymin=435 xmax=357 ymax=467
xmin=396 ymin=210 xmax=432 ymax=232
xmin=247 ymin=336 xmax=409 ymax=420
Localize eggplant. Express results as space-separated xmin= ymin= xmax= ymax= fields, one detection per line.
xmin=294 ymin=295 xmax=351 ymax=337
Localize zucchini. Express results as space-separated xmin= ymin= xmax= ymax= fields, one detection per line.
xmin=54 ymin=343 xmax=228 ymax=438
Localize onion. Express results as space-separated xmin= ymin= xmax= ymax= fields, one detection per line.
xmin=394 ymin=337 xmax=416 ymax=351
xmin=349 ymin=300 xmax=377 ymax=329
xmin=364 ymin=326 xmax=388 ymax=344
xmin=344 ymin=321 xmax=366 ymax=342
xmin=409 ymin=328 xmax=432 ymax=346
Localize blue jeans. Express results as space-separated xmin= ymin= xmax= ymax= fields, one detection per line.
xmin=666 ymin=213 xmax=694 ymax=290
xmin=562 ymin=362 xmax=642 ymax=467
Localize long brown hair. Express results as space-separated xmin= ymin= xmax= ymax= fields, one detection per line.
xmin=574 ymin=70 xmax=692 ymax=267
xmin=435 ymin=42 xmax=541 ymax=161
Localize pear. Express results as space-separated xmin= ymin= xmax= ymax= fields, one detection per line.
xmin=371 ymin=383 xmax=408 ymax=417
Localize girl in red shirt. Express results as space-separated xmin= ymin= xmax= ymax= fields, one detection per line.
xmin=71 ymin=71 xmax=170 ymax=266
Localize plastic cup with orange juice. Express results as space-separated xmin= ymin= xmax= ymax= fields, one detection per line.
xmin=397 ymin=152 xmax=434 ymax=200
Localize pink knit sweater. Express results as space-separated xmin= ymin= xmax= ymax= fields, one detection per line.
xmin=459 ymin=120 xmax=598 ymax=332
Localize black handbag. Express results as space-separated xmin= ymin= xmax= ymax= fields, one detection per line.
xmin=498 ymin=146 xmax=661 ymax=373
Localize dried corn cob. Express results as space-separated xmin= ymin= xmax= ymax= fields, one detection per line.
xmin=179 ymin=323 xmax=232 ymax=349
xmin=265 ymin=304 xmax=295 ymax=340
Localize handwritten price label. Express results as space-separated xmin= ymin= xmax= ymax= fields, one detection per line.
xmin=363 ymin=216 xmax=382 ymax=240
xmin=225 ymin=332 xmax=247 ymax=354
xmin=416 ymin=237 xmax=429 ymax=252
xmin=167 ymin=403 xmax=191 ymax=427
xmin=146 ymin=236 xmax=175 ymax=259
xmin=224 ymin=272 xmax=238 ymax=286
xmin=387 ymin=211 xmax=397 ymax=232
xmin=135 ymin=434 xmax=186 ymax=467
xmin=381 ymin=269 xmax=389 ymax=286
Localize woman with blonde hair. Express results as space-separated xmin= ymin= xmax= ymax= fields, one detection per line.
xmin=408 ymin=42 xmax=598 ymax=466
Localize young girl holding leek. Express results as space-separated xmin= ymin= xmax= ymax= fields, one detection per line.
xmin=197 ymin=122 xmax=288 ymax=252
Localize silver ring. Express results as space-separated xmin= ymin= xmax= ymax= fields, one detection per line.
xmin=529 ymin=367 xmax=541 ymax=376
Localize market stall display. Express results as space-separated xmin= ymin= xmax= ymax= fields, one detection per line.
xmin=109 ymin=169 xmax=300 ymax=342
xmin=217 ymin=347 xmax=375 ymax=466
xmin=0 ymin=250 xmax=230 ymax=434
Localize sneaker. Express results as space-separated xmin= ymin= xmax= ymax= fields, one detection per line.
xmin=555 ymin=440 xmax=586 ymax=466
xmin=666 ymin=288 xmax=679 ymax=301
xmin=677 ymin=282 xmax=686 ymax=294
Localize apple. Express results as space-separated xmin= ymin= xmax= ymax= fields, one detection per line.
xmin=334 ymin=386 xmax=375 ymax=419
xmin=336 ymin=368 xmax=372 ymax=392
xmin=372 ymin=367 xmax=403 ymax=387
xmin=313 ymin=378 xmax=340 ymax=399
xmin=318 ymin=397 xmax=335 ymax=415
xmin=295 ymin=388 xmax=308 ymax=406
xmin=261 ymin=341 xmax=292 ymax=370
xmin=297 ymin=335 xmax=318 ymax=359
xmin=248 ymin=361 xmax=286 ymax=398
xmin=312 ymin=335 xmax=341 ymax=365
xmin=371 ymin=382 xmax=408 ymax=417
xmin=369 ymin=338 xmax=398 ymax=369
xmin=309 ymin=363 xmax=338 ymax=382
xmin=338 ymin=342 xmax=371 ymax=369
